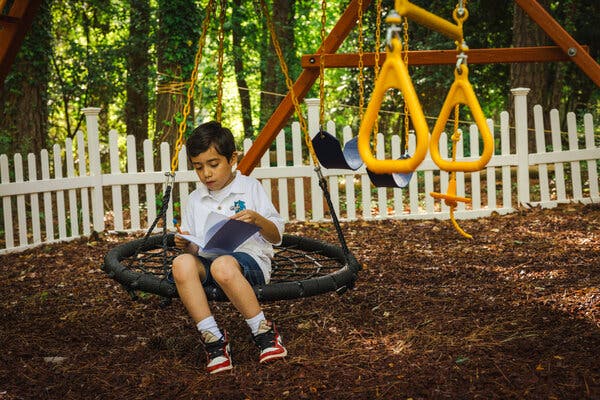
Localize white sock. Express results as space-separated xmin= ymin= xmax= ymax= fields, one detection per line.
xmin=245 ymin=311 xmax=266 ymax=336
xmin=196 ymin=316 xmax=223 ymax=340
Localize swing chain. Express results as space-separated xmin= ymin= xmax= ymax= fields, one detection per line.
xmin=357 ymin=0 xmax=365 ymax=121
xmin=402 ymin=16 xmax=410 ymax=154
xmin=171 ymin=0 xmax=216 ymax=174
xmin=318 ymin=0 xmax=327 ymax=132
xmin=215 ymin=0 xmax=226 ymax=123
xmin=373 ymin=0 xmax=382 ymax=135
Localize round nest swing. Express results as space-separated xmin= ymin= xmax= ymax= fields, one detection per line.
xmin=102 ymin=233 xmax=362 ymax=302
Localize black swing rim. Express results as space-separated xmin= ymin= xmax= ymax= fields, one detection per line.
xmin=102 ymin=233 xmax=362 ymax=302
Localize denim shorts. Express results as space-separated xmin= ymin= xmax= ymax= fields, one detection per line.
xmin=168 ymin=252 xmax=265 ymax=287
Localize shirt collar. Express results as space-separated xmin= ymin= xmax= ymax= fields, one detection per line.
xmin=199 ymin=172 xmax=244 ymax=199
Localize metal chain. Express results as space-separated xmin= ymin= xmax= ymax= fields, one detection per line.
xmin=357 ymin=0 xmax=365 ymax=121
xmin=402 ymin=16 xmax=410 ymax=153
xmin=171 ymin=0 xmax=216 ymax=173
xmin=373 ymin=0 xmax=382 ymax=135
xmin=318 ymin=0 xmax=327 ymax=129
xmin=216 ymin=0 xmax=226 ymax=123
xmin=258 ymin=0 xmax=319 ymax=166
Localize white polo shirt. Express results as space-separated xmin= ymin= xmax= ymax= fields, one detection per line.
xmin=180 ymin=172 xmax=285 ymax=283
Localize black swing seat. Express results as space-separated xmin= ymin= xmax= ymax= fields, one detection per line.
xmin=311 ymin=130 xmax=413 ymax=188
xmin=102 ymin=233 xmax=362 ymax=302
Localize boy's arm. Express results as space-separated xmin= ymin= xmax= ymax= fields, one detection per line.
xmin=230 ymin=210 xmax=281 ymax=244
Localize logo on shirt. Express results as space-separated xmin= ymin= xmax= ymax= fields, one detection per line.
xmin=231 ymin=200 xmax=246 ymax=213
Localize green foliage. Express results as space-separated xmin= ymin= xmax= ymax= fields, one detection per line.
xmin=3 ymin=0 xmax=597 ymax=163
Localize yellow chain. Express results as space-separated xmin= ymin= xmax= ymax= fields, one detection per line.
xmin=402 ymin=16 xmax=410 ymax=153
xmin=318 ymin=0 xmax=327 ymax=128
xmin=357 ymin=0 xmax=365 ymax=121
xmin=373 ymin=0 xmax=382 ymax=135
xmin=259 ymin=0 xmax=319 ymax=166
xmin=216 ymin=0 xmax=226 ymax=123
xmin=171 ymin=0 xmax=216 ymax=173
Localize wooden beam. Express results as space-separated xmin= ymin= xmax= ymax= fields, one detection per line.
xmin=237 ymin=0 xmax=373 ymax=175
xmin=301 ymin=46 xmax=591 ymax=68
xmin=514 ymin=0 xmax=600 ymax=87
xmin=0 ymin=15 xmax=20 ymax=24
xmin=0 ymin=0 xmax=43 ymax=90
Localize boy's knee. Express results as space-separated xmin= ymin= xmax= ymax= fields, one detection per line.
xmin=210 ymin=256 xmax=240 ymax=285
xmin=172 ymin=254 xmax=197 ymax=280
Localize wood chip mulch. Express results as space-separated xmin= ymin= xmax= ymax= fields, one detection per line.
xmin=1 ymin=203 xmax=599 ymax=399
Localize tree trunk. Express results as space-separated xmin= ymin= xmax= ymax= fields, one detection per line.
xmin=126 ymin=0 xmax=151 ymax=156
xmin=232 ymin=0 xmax=254 ymax=139
xmin=0 ymin=0 xmax=52 ymax=158
xmin=509 ymin=0 xmax=563 ymax=147
xmin=259 ymin=0 xmax=295 ymax=129
xmin=510 ymin=1 xmax=550 ymax=109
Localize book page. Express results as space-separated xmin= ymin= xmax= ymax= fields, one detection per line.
xmin=176 ymin=212 xmax=259 ymax=258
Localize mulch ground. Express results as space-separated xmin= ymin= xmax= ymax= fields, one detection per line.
xmin=1 ymin=203 xmax=599 ymax=400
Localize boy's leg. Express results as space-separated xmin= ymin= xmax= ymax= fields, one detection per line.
xmin=172 ymin=253 xmax=232 ymax=374
xmin=211 ymin=255 xmax=287 ymax=363
xmin=171 ymin=253 xmax=211 ymax=322
xmin=209 ymin=255 xmax=261 ymax=319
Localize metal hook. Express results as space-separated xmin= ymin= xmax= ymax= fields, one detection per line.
xmin=456 ymin=52 xmax=468 ymax=73
xmin=457 ymin=0 xmax=465 ymax=17
xmin=385 ymin=10 xmax=403 ymax=49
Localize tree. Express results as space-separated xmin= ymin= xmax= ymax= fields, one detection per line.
xmin=258 ymin=0 xmax=296 ymax=129
xmin=49 ymin=0 xmax=127 ymax=142
xmin=0 ymin=0 xmax=52 ymax=157
xmin=155 ymin=0 xmax=200 ymax=148
xmin=510 ymin=0 xmax=551 ymax=114
xmin=126 ymin=0 xmax=152 ymax=155
xmin=232 ymin=0 xmax=254 ymax=139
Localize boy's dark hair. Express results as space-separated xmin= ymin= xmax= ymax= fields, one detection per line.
xmin=186 ymin=121 xmax=236 ymax=160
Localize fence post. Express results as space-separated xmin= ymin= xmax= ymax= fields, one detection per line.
xmin=511 ymin=88 xmax=531 ymax=206
xmin=82 ymin=107 xmax=105 ymax=232
xmin=305 ymin=98 xmax=324 ymax=220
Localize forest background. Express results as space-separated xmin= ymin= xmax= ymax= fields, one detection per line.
xmin=0 ymin=0 xmax=599 ymax=163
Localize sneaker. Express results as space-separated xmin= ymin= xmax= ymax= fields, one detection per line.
xmin=253 ymin=320 xmax=288 ymax=363
xmin=200 ymin=330 xmax=233 ymax=374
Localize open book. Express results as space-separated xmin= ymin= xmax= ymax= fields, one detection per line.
xmin=176 ymin=212 xmax=260 ymax=258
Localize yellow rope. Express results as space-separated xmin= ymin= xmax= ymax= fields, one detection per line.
xmin=447 ymin=2 xmax=472 ymax=239
xmin=170 ymin=0 xmax=216 ymax=174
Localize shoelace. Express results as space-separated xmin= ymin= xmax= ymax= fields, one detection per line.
xmin=205 ymin=339 xmax=227 ymax=358
xmin=254 ymin=329 xmax=275 ymax=349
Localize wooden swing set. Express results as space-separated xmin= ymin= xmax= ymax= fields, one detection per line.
xmin=235 ymin=0 xmax=599 ymax=178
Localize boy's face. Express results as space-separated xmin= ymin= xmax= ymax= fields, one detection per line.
xmin=190 ymin=145 xmax=237 ymax=191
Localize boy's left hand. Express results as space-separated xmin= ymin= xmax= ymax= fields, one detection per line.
xmin=230 ymin=209 xmax=261 ymax=225
xmin=230 ymin=210 xmax=281 ymax=244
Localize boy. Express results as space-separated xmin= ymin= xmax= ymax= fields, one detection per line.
xmin=172 ymin=121 xmax=287 ymax=374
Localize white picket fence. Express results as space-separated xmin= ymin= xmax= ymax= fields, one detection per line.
xmin=1 ymin=88 xmax=598 ymax=253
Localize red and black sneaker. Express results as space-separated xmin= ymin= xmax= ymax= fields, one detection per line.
xmin=253 ymin=320 xmax=288 ymax=363
xmin=200 ymin=331 xmax=233 ymax=374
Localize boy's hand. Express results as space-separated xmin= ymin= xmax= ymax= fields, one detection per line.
xmin=174 ymin=231 xmax=199 ymax=253
xmin=231 ymin=210 xmax=281 ymax=244
xmin=230 ymin=209 xmax=261 ymax=225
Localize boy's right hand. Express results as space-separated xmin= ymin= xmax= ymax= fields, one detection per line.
xmin=174 ymin=231 xmax=192 ymax=249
